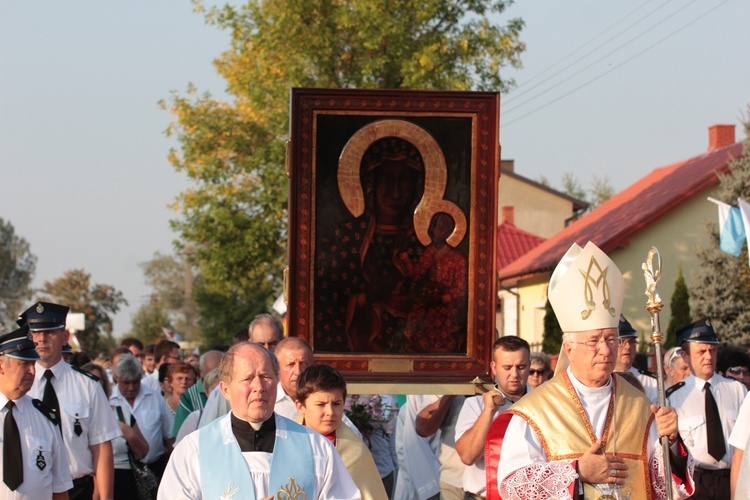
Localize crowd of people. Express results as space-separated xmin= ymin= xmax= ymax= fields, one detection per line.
xmin=3 ymin=242 xmax=750 ymax=499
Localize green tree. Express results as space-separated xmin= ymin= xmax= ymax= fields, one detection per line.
xmin=130 ymin=299 xmax=172 ymax=346
xmin=163 ymin=0 xmax=526 ymax=343
xmin=40 ymin=269 xmax=127 ymax=356
xmin=561 ymin=172 xmax=587 ymax=202
xmin=0 ymin=218 xmax=36 ymax=331
xmin=589 ymin=175 xmax=615 ymax=207
xmin=137 ymin=251 xmax=198 ymax=341
xmin=542 ymin=297 xmax=563 ymax=354
xmin=666 ymin=265 xmax=690 ymax=349
xmin=691 ymin=116 xmax=750 ymax=344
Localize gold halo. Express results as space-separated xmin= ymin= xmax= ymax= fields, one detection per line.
xmin=337 ymin=119 xmax=466 ymax=247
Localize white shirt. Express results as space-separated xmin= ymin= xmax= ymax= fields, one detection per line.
xmin=417 ymin=395 xmax=466 ymax=488
xmin=197 ymin=385 xmax=230 ymax=428
xmin=393 ymin=395 xmax=441 ymax=500
xmin=141 ymin=371 xmax=161 ymax=392
xmin=111 ymin=405 xmax=135 ymax=469
xmin=29 ymin=360 xmax=121 ymax=479
xmin=175 ymin=410 xmax=201 ymax=446
xmin=667 ymin=373 xmax=747 ymax=469
xmin=157 ymin=412 xmax=361 ymax=500
xmin=629 ymin=366 xmax=659 ymax=405
xmin=0 ymin=393 xmax=73 ymax=498
xmin=110 ymin=384 xmax=174 ymax=464
xmin=274 ymin=382 xmax=298 ymax=419
xmin=728 ymin=392 xmax=750 ymax=450
xmin=455 ymin=388 xmax=518 ymax=495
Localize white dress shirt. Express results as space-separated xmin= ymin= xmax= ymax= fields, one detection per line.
xmin=629 ymin=366 xmax=659 ymax=404
xmin=728 ymin=392 xmax=750 ymax=451
xmin=0 ymin=393 xmax=73 ymax=499
xmin=29 ymin=360 xmax=121 ymax=479
xmin=455 ymin=388 xmax=519 ymax=496
xmin=110 ymin=384 xmax=174 ymax=464
xmin=393 ymin=395 xmax=441 ymax=500
xmin=417 ymin=394 xmax=466 ymax=489
xmin=157 ymin=412 xmax=361 ymax=500
xmin=197 ymin=385 xmax=230 ymax=428
xmin=667 ymin=373 xmax=747 ymax=469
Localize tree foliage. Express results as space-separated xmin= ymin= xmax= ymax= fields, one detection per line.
xmin=691 ymin=118 xmax=750 ymax=344
xmin=0 ymin=218 xmax=36 ymax=332
xmin=40 ymin=269 xmax=127 ymax=356
xmin=130 ymin=299 xmax=172 ymax=346
xmin=131 ymin=252 xmax=199 ymax=343
xmin=666 ymin=265 xmax=690 ymax=349
xmin=163 ymin=0 xmax=525 ymax=344
xmin=542 ymin=297 xmax=563 ymax=355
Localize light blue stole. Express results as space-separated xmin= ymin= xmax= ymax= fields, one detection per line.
xmin=198 ymin=413 xmax=315 ymax=499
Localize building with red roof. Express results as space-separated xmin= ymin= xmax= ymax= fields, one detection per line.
xmin=494 ymin=161 xmax=584 ymax=336
xmin=498 ymin=125 xmax=743 ymax=345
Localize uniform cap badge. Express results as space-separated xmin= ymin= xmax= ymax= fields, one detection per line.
xmin=36 ymin=303 xmax=44 ymax=314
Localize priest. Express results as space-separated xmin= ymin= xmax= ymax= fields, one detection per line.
xmin=158 ymin=342 xmax=360 ymax=499
xmin=490 ymin=242 xmax=695 ymax=499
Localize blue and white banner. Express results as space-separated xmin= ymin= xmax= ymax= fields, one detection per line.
xmin=739 ymin=198 xmax=750 ymax=264
xmin=713 ymin=199 xmax=746 ymax=256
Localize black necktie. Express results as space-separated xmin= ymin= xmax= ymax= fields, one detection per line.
xmin=3 ymin=401 xmax=23 ymax=491
xmin=43 ymin=370 xmax=61 ymax=432
xmin=704 ymin=381 xmax=726 ymax=461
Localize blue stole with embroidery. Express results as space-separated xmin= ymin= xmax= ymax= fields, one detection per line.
xmin=199 ymin=413 xmax=314 ymax=499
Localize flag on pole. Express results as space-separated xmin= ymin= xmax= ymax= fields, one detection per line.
xmin=739 ymin=198 xmax=750 ymax=264
xmin=162 ymin=327 xmax=182 ymax=341
xmin=713 ymin=199 xmax=746 ymax=256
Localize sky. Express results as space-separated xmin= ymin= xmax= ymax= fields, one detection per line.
xmin=1 ymin=0 xmax=748 ymax=339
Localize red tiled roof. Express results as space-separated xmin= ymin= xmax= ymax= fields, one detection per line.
xmin=496 ymin=222 xmax=545 ymax=270
xmin=498 ymin=142 xmax=744 ymax=282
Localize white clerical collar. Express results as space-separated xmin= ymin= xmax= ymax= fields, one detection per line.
xmin=567 ymin=366 xmax=612 ymax=400
xmin=231 ymin=412 xmax=266 ymax=430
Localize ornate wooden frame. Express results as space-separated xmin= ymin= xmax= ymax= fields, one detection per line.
xmin=287 ymin=88 xmax=499 ymax=383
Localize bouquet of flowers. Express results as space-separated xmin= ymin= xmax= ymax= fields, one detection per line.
xmin=344 ymin=394 xmax=396 ymax=437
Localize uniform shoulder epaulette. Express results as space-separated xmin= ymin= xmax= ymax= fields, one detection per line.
xmin=32 ymin=398 xmax=58 ymax=425
xmin=637 ymin=368 xmax=657 ymax=379
xmin=71 ymin=365 xmax=100 ymax=382
xmin=666 ymin=381 xmax=686 ymax=397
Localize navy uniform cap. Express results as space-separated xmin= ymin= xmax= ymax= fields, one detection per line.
xmin=17 ymin=301 xmax=69 ymax=331
xmin=618 ymin=315 xmax=637 ymax=338
xmin=62 ymin=344 xmax=73 ymax=354
xmin=677 ymin=317 xmax=719 ymax=345
xmin=0 ymin=325 xmax=40 ymax=360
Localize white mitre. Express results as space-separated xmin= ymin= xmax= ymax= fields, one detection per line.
xmin=549 ymin=242 xmax=625 ymax=374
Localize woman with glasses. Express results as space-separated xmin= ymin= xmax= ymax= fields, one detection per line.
xmin=717 ymin=344 xmax=750 ymax=390
xmin=663 ymin=347 xmax=691 ymax=388
xmin=527 ymin=352 xmax=551 ymax=390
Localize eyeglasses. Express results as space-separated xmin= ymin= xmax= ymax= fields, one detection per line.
xmin=668 ymin=348 xmax=682 ymax=364
xmin=529 ymin=369 xmax=546 ymax=376
xmin=727 ymin=366 xmax=749 ymax=376
xmin=568 ymin=337 xmax=622 ymax=352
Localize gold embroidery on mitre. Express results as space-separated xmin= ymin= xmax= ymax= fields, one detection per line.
xmin=277 ymin=477 xmax=307 ymax=500
xmin=579 ymin=256 xmax=616 ymax=320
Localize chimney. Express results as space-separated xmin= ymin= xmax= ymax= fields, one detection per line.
xmin=500 ymin=159 xmax=514 ymax=173
xmin=501 ymin=206 xmax=514 ymax=226
xmin=708 ymin=124 xmax=735 ymax=152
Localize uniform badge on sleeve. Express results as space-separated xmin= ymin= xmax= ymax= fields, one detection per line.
xmin=36 ymin=450 xmax=46 ymax=471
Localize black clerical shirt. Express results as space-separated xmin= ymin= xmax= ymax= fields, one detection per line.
xmin=230 ymin=413 xmax=276 ymax=453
